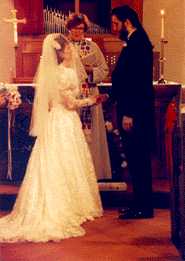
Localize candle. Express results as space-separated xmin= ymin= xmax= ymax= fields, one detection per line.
xmin=13 ymin=23 xmax=18 ymax=46
xmin=75 ymin=0 xmax=80 ymax=14
xmin=160 ymin=9 xmax=165 ymax=39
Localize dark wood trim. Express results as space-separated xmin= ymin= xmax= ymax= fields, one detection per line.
xmin=14 ymin=0 xmax=44 ymax=35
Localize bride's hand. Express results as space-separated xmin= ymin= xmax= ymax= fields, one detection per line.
xmin=95 ymin=94 xmax=109 ymax=104
xmin=84 ymin=64 xmax=93 ymax=74
xmin=88 ymin=94 xmax=109 ymax=107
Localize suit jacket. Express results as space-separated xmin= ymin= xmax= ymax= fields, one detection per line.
xmin=111 ymin=30 xmax=155 ymax=149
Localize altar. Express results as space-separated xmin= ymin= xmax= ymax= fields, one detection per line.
xmin=0 ymin=82 xmax=181 ymax=184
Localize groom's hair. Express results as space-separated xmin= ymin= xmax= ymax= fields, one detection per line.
xmin=111 ymin=5 xmax=140 ymax=27
xmin=111 ymin=5 xmax=153 ymax=49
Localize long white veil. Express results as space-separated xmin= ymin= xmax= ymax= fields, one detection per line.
xmin=29 ymin=33 xmax=87 ymax=138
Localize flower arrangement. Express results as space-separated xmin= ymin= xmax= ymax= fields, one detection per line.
xmin=6 ymin=89 xmax=22 ymax=110
xmin=105 ymin=120 xmax=128 ymax=179
xmin=0 ymin=83 xmax=22 ymax=180
xmin=0 ymin=84 xmax=22 ymax=110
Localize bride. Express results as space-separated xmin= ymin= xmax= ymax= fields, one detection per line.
xmin=0 ymin=34 xmax=105 ymax=242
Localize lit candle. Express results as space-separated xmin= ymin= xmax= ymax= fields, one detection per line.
xmin=160 ymin=9 xmax=165 ymax=39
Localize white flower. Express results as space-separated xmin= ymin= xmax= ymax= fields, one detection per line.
xmin=52 ymin=40 xmax=61 ymax=50
xmin=121 ymin=161 xmax=127 ymax=168
xmin=7 ymin=89 xmax=22 ymax=110
xmin=0 ymin=84 xmax=22 ymax=110
xmin=105 ymin=121 xmax=113 ymax=132
xmin=113 ymin=129 xmax=120 ymax=136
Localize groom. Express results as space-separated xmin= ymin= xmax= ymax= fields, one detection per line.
xmin=110 ymin=5 xmax=155 ymax=219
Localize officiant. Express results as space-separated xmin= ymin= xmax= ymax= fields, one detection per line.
xmin=66 ymin=13 xmax=112 ymax=180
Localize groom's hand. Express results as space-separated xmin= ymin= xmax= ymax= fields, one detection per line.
xmin=95 ymin=94 xmax=109 ymax=104
xmin=122 ymin=116 xmax=133 ymax=131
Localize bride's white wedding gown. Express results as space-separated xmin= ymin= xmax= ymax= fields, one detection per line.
xmin=0 ymin=64 xmax=103 ymax=242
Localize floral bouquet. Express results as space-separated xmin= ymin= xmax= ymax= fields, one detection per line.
xmin=0 ymin=83 xmax=22 ymax=110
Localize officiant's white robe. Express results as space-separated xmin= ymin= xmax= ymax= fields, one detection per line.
xmin=73 ymin=39 xmax=112 ymax=180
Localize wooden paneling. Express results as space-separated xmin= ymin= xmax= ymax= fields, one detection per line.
xmin=14 ymin=0 xmax=43 ymax=34
xmin=15 ymin=35 xmax=44 ymax=82
xmin=14 ymin=34 xmax=122 ymax=83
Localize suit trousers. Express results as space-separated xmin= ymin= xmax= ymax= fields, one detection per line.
xmin=121 ymin=125 xmax=153 ymax=213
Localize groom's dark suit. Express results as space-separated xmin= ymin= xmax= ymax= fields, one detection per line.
xmin=111 ymin=29 xmax=155 ymax=215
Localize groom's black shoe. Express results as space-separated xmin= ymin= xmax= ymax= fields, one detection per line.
xmin=118 ymin=208 xmax=154 ymax=219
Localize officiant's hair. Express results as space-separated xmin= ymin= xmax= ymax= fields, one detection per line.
xmin=66 ymin=13 xmax=88 ymax=32
xmin=54 ymin=35 xmax=69 ymax=64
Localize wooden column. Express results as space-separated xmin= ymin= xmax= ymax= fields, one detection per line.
xmin=14 ymin=0 xmax=43 ymax=34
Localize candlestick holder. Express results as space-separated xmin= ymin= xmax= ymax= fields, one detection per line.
xmin=158 ymin=38 xmax=168 ymax=84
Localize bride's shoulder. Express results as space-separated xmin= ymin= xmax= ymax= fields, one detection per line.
xmin=57 ymin=65 xmax=77 ymax=81
xmin=65 ymin=67 xmax=78 ymax=79
xmin=58 ymin=64 xmax=75 ymax=73
xmin=66 ymin=67 xmax=75 ymax=74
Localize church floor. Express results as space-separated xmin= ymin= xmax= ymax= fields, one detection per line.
xmin=0 ymin=179 xmax=181 ymax=260
xmin=0 ymin=209 xmax=181 ymax=261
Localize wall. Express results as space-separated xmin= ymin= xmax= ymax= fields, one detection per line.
xmin=143 ymin=0 xmax=185 ymax=84
xmin=0 ymin=0 xmax=15 ymax=83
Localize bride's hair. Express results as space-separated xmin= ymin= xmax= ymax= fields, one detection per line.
xmin=30 ymin=34 xmax=69 ymax=138
xmin=54 ymin=35 xmax=69 ymax=64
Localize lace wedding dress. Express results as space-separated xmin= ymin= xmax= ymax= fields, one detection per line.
xmin=0 ymin=64 xmax=103 ymax=242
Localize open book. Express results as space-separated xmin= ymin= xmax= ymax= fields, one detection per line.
xmin=81 ymin=52 xmax=96 ymax=66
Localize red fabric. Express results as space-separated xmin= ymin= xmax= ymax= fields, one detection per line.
xmin=165 ymin=101 xmax=176 ymax=176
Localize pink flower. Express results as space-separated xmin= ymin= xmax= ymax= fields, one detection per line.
xmin=6 ymin=89 xmax=22 ymax=110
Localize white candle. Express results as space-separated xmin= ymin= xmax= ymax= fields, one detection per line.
xmin=75 ymin=0 xmax=80 ymax=13
xmin=13 ymin=23 xmax=18 ymax=46
xmin=160 ymin=9 xmax=165 ymax=39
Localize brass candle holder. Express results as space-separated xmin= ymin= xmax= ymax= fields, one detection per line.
xmin=158 ymin=38 xmax=168 ymax=84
